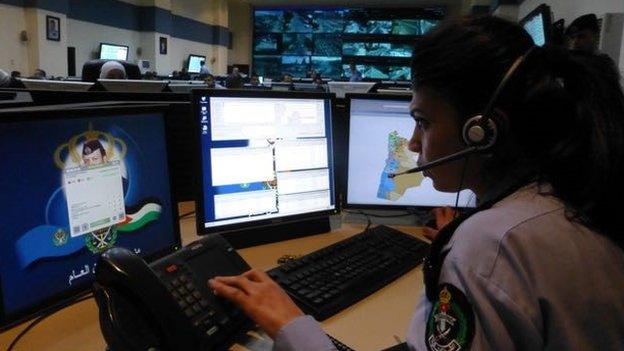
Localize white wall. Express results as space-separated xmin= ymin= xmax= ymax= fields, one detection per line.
xmin=67 ymin=19 xmax=143 ymax=75
xmin=519 ymin=0 xmax=624 ymax=74
xmin=169 ymin=37 xmax=218 ymax=73
xmin=0 ymin=4 xmax=29 ymax=74
xmin=519 ymin=0 xmax=624 ymax=23
xmin=33 ymin=10 xmax=68 ymax=77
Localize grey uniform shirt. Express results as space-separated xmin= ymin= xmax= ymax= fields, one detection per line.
xmin=274 ymin=184 xmax=624 ymax=350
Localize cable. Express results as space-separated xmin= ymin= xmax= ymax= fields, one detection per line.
xmin=7 ymin=294 xmax=93 ymax=351
xmin=178 ymin=210 xmax=195 ymax=220
xmin=358 ymin=210 xmax=373 ymax=232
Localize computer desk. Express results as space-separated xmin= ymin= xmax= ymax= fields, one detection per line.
xmin=0 ymin=203 xmax=427 ymax=351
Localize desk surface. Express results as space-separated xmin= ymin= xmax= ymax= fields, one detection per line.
xmin=0 ymin=203 xmax=426 ymax=351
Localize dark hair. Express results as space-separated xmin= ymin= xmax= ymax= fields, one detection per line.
xmin=82 ymin=139 xmax=106 ymax=157
xmin=225 ymin=74 xmax=243 ymax=89
xmin=566 ymin=14 xmax=600 ymax=35
xmin=412 ymin=16 xmax=624 ymax=247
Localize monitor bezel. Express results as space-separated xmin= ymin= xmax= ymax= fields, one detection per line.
xmin=99 ymin=42 xmax=130 ymax=61
xmin=343 ymin=93 xmax=474 ymax=210
xmin=187 ymin=54 xmax=207 ymax=73
xmin=519 ymin=4 xmax=553 ymax=46
xmin=0 ymin=104 xmax=182 ymax=331
xmin=192 ymin=89 xmax=339 ymax=238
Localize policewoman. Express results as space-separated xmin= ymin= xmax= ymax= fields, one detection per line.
xmin=209 ymin=16 xmax=624 ymax=350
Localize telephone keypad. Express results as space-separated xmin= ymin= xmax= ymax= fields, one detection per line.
xmin=163 ymin=265 xmax=229 ymax=340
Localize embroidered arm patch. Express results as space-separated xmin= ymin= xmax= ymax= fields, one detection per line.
xmin=425 ymin=284 xmax=475 ymax=351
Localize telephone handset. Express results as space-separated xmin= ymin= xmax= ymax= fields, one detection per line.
xmin=94 ymin=234 xmax=252 ymax=351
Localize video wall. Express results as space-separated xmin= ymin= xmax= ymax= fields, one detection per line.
xmin=252 ymin=7 xmax=445 ymax=80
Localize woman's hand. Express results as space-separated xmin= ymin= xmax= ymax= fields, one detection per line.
xmin=208 ymin=269 xmax=304 ymax=339
xmin=423 ymin=207 xmax=456 ymax=240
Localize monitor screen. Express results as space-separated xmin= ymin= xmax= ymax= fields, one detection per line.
xmin=252 ymin=7 xmax=445 ymax=79
xmin=346 ymin=96 xmax=476 ymax=208
xmin=188 ymin=55 xmax=207 ymax=74
xmin=522 ymin=12 xmax=546 ymax=46
xmin=520 ymin=4 xmax=551 ymax=47
xmin=195 ymin=91 xmax=336 ymax=233
xmin=99 ymin=43 xmax=129 ymax=61
xmin=0 ymin=106 xmax=179 ymax=328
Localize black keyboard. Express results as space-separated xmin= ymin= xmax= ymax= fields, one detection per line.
xmin=328 ymin=334 xmax=355 ymax=351
xmin=268 ymin=225 xmax=430 ymax=321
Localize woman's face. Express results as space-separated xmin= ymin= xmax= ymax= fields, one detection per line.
xmin=408 ymin=88 xmax=476 ymax=192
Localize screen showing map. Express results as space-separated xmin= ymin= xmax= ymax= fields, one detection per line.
xmin=347 ymin=98 xmax=475 ymax=208
xmin=198 ymin=95 xmax=336 ymax=229
xmin=0 ymin=111 xmax=177 ymax=321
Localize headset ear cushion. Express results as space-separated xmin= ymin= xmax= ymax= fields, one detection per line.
xmin=462 ymin=115 xmax=498 ymax=147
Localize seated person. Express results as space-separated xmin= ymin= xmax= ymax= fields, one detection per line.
xmin=348 ymin=62 xmax=362 ymax=82
xmin=99 ymin=61 xmax=126 ymax=79
xmin=210 ymin=16 xmax=624 ymax=350
xmin=178 ymin=68 xmax=191 ymax=81
xmin=31 ymin=68 xmax=46 ymax=79
xmin=282 ymin=73 xmax=293 ymax=83
xmin=225 ymin=68 xmax=244 ymax=89
xmin=250 ymin=74 xmax=261 ymax=86
xmin=204 ymin=74 xmax=225 ymax=89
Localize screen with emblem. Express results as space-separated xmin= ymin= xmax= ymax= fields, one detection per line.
xmin=0 ymin=106 xmax=180 ymax=328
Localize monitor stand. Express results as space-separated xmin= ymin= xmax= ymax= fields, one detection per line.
xmin=216 ymin=216 xmax=331 ymax=249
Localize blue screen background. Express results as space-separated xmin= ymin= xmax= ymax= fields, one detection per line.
xmin=0 ymin=113 xmax=176 ymax=317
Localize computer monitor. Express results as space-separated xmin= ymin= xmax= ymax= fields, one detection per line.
xmin=20 ymin=79 xmax=94 ymax=92
xmin=327 ymin=81 xmax=376 ymax=98
xmin=99 ymin=43 xmax=129 ymax=61
xmin=193 ymin=90 xmax=337 ymax=247
xmin=520 ymin=4 xmax=552 ymax=47
xmin=0 ymin=104 xmax=181 ymax=330
xmin=97 ymin=79 xmax=168 ymax=93
xmin=345 ymin=94 xmax=476 ymax=209
xmin=188 ymin=55 xmax=207 ymax=74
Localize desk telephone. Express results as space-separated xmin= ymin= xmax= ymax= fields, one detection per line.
xmin=93 ymin=234 xmax=253 ymax=351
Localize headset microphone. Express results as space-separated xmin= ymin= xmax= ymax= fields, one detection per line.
xmin=388 ymin=46 xmax=535 ymax=179
xmin=387 ymin=147 xmax=480 ymax=178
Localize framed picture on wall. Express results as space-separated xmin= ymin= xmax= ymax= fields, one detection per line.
xmin=159 ymin=36 xmax=167 ymax=55
xmin=46 ymin=15 xmax=60 ymax=41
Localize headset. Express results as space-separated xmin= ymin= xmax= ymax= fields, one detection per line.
xmin=388 ymin=46 xmax=536 ymax=179
xmin=388 ymin=46 xmax=536 ymax=301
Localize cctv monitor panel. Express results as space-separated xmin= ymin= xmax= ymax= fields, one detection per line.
xmin=520 ymin=4 xmax=552 ymax=46
xmin=345 ymin=94 xmax=476 ymax=209
xmin=99 ymin=43 xmax=129 ymax=61
xmin=0 ymin=105 xmax=181 ymax=330
xmin=193 ymin=90 xmax=337 ymax=246
xmin=188 ymin=55 xmax=207 ymax=74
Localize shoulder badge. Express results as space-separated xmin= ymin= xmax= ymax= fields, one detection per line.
xmin=426 ymin=284 xmax=475 ymax=351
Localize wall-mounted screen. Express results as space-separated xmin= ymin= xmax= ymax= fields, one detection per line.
xmin=252 ymin=7 xmax=444 ymax=80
